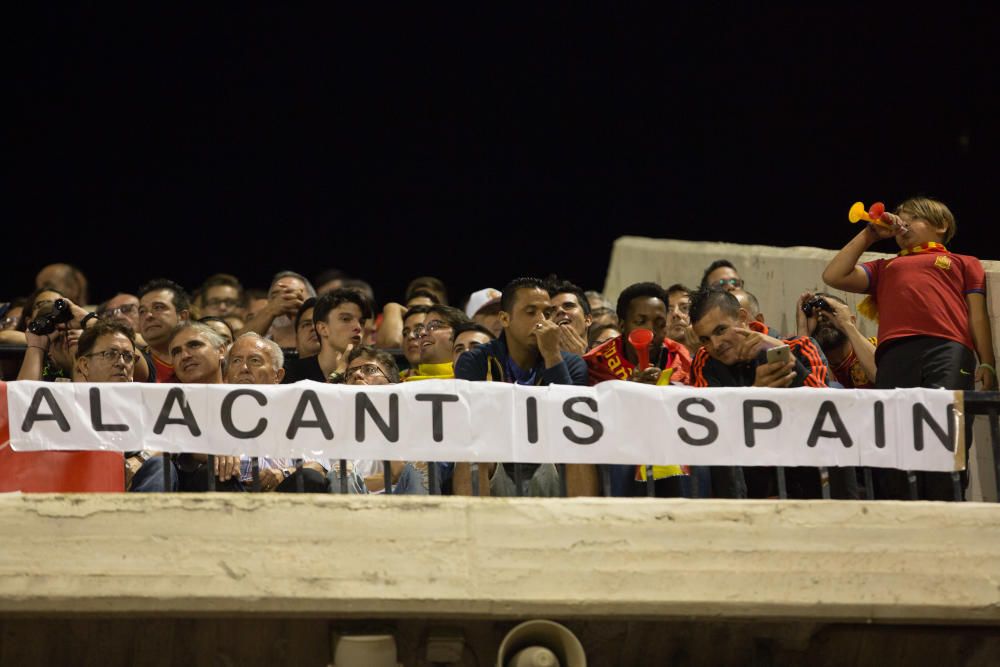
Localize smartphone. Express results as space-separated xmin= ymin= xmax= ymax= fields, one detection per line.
xmin=766 ymin=344 xmax=791 ymax=365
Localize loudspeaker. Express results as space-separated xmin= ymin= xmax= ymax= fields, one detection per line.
xmin=496 ymin=620 xmax=586 ymax=667
xmin=332 ymin=634 xmax=402 ymax=667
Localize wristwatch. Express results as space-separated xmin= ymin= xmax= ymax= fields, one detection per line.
xmin=328 ymin=371 xmax=345 ymax=384
xmin=80 ymin=312 xmax=100 ymax=329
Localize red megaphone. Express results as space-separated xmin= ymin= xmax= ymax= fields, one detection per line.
xmin=628 ymin=329 xmax=654 ymax=370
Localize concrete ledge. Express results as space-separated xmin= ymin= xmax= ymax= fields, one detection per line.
xmin=1 ymin=494 xmax=998 ymax=624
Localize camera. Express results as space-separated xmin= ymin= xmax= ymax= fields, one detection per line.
xmin=28 ymin=298 xmax=73 ymax=335
xmin=801 ymin=295 xmax=832 ymax=318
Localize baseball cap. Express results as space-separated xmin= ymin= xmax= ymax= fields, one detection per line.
xmin=464 ymin=288 xmax=502 ymax=318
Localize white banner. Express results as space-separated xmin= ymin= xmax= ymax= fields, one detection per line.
xmin=6 ymin=380 xmax=965 ymax=471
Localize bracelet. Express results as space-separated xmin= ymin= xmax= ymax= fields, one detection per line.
xmin=980 ymin=363 xmax=997 ymax=377
xmin=28 ymin=345 xmax=48 ymax=352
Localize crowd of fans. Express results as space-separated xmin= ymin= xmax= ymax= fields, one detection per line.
xmin=1 ymin=197 xmax=994 ymax=501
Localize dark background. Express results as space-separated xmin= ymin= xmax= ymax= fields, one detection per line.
xmin=7 ymin=5 xmax=999 ymax=307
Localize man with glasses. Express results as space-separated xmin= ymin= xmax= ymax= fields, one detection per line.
xmin=699 ymin=259 xmax=744 ymax=292
xmin=332 ymin=346 xmax=429 ymax=495
xmin=98 ymin=294 xmax=142 ymax=335
xmin=403 ymin=305 xmax=470 ymax=381
xmin=398 ymin=305 xmax=431 ymax=378
xmin=282 ymin=288 xmax=373 ymax=384
xmin=73 ymin=320 xmax=152 ymax=487
xmin=138 ymin=279 xmax=191 ymax=383
xmin=196 ymin=273 xmax=246 ymax=319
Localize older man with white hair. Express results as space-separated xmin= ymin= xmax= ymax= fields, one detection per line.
xmin=225 ymin=332 xmax=328 ymax=492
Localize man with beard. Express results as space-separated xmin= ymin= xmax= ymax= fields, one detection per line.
xmin=546 ymin=279 xmax=592 ymax=356
xmin=796 ymin=292 xmax=876 ymax=389
xmin=138 ymin=279 xmax=191 ymax=383
xmin=282 ymin=289 xmax=372 ymax=383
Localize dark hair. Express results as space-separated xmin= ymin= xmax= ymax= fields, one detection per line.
xmin=295 ymin=297 xmax=317 ymax=331
xmin=19 ymin=286 xmax=67 ymax=332
xmin=314 ymin=268 xmax=348 ymax=288
xmin=138 ymin=279 xmax=191 ymax=313
xmin=814 ymin=291 xmax=847 ymax=307
xmin=731 ymin=288 xmax=761 ymax=317
xmin=545 ymin=278 xmax=592 ymax=316
xmin=688 ymin=287 xmax=741 ymax=325
xmin=341 ymin=278 xmax=376 ymax=302
xmin=77 ymin=320 xmax=136 ymax=358
xmin=587 ymin=322 xmax=621 ymax=346
xmin=403 ymin=304 xmax=433 ymax=323
xmin=245 ymin=287 xmax=267 ymax=301
xmin=426 ymin=304 xmax=472 ymax=331
xmin=313 ymin=288 xmax=374 ymax=325
xmin=346 ymin=345 xmax=401 ymax=383
xmin=699 ymin=259 xmax=738 ymax=289
xmin=615 ymin=282 xmax=667 ymax=324
xmin=197 ymin=273 xmax=245 ymax=305
xmin=406 ymin=276 xmax=448 ymax=305
xmin=589 ymin=306 xmax=618 ymax=325
xmin=451 ymin=321 xmax=496 ymax=343
xmin=665 ymin=283 xmax=691 ymax=297
xmin=500 ymin=277 xmax=546 ymax=313
xmin=406 ymin=288 xmax=441 ymax=305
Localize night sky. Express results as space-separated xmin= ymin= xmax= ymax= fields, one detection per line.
xmin=8 ymin=5 xmax=998 ymax=307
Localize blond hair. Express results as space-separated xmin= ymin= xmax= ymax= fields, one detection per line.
xmin=895 ymin=197 xmax=956 ymax=244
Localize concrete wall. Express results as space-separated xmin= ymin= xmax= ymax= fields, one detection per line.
xmin=1 ymin=494 xmax=999 ymax=665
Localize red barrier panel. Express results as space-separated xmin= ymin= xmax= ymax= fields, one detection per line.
xmin=0 ymin=382 xmax=125 ymax=492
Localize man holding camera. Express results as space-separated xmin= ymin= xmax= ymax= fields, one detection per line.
xmin=796 ymin=292 xmax=877 ymax=389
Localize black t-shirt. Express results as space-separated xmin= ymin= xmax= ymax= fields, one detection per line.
xmin=281 ymin=355 xmax=327 ymax=384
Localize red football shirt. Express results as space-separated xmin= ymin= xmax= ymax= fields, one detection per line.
xmin=861 ymin=251 xmax=985 ymax=352
xmin=583 ymin=335 xmax=691 ymax=386
xmin=151 ymin=353 xmax=177 ymax=383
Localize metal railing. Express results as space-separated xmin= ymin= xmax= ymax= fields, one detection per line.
xmin=154 ymin=390 xmax=1000 ymax=501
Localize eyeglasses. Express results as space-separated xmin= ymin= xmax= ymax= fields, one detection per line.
xmin=714 ymin=278 xmax=744 ymax=288
xmin=85 ymin=349 xmax=137 ymax=365
xmin=101 ymin=304 xmax=137 ymax=318
xmin=346 ymin=363 xmax=387 ymax=380
xmin=204 ymin=298 xmax=241 ymax=308
xmin=406 ymin=319 xmax=452 ymax=338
